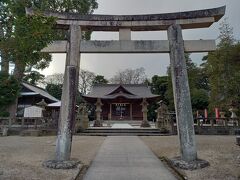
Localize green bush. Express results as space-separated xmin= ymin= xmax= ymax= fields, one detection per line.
xmin=0 ymin=73 xmax=20 ymax=115
xmin=0 ymin=111 xmax=10 ymax=117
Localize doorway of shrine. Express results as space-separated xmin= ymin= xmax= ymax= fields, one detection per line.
xmin=112 ymin=103 xmax=130 ymax=120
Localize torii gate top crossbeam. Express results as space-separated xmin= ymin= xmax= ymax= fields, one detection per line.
xmin=26 ymin=6 xmax=225 ymax=31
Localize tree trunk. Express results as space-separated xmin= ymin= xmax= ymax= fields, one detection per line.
xmin=8 ymin=60 xmax=25 ymax=118
xmin=0 ymin=25 xmax=9 ymax=74
xmin=1 ymin=51 xmax=9 ymax=74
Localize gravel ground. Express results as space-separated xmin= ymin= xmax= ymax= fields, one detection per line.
xmin=0 ymin=135 xmax=239 ymax=180
xmin=0 ymin=136 xmax=105 ymax=180
xmin=141 ymin=135 xmax=240 ymax=180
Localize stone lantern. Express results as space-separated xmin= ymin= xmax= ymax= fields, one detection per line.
xmin=140 ymin=98 xmax=150 ymax=127
xmin=94 ymin=98 xmax=103 ymax=127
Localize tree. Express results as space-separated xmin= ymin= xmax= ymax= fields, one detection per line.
xmin=92 ymin=75 xmax=108 ymax=85
xmin=45 ymin=73 xmax=64 ymax=85
xmin=218 ymin=18 xmax=235 ymax=48
xmin=45 ymin=70 xmax=97 ymax=96
xmin=79 ymin=69 xmax=95 ymax=95
xmin=23 ymin=70 xmax=45 ymax=85
xmin=33 ymin=0 xmax=98 ymax=13
xmin=0 ymin=0 xmax=13 ymax=74
xmin=0 ymin=1 xmax=57 ymax=80
xmin=150 ymin=75 xmax=168 ymax=102
xmin=0 ymin=73 xmax=20 ymax=117
xmin=1 ymin=0 xmax=98 ymax=80
xmin=147 ymin=75 xmax=168 ymax=121
xmin=204 ymin=19 xmax=240 ymax=112
xmin=27 ymin=0 xmax=98 ymax=40
xmin=45 ymin=83 xmax=62 ymax=100
xmin=0 ymin=1 xmax=57 ymax=117
xmin=0 ymin=0 xmax=98 ymax=117
xmin=166 ymin=54 xmax=209 ymax=111
xmin=45 ymin=82 xmax=84 ymax=105
xmin=191 ymin=88 xmax=209 ymax=111
xmin=110 ymin=67 xmax=147 ymax=84
xmin=45 ymin=72 xmax=85 ymax=105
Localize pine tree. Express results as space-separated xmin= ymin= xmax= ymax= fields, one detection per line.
xmin=205 ymin=18 xmax=240 ymax=112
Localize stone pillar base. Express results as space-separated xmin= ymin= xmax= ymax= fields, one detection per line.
xmin=141 ymin=120 xmax=151 ymax=127
xmin=170 ymin=156 xmax=209 ymax=170
xmin=93 ymin=120 xmax=102 ymax=127
xmin=159 ymin=127 xmax=170 ymax=133
xmin=74 ymin=122 xmax=81 ymax=132
xmin=156 ymin=121 xmax=169 ymax=132
xmin=217 ymin=120 xmax=224 ymax=125
xmin=2 ymin=127 xmax=9 ymax=136
xmin=155 ymin=121 xmax=162 ymax=129
xmin=42 ymin=159 xmax=80 ymax=169
xmin=82 ymin=120 xmax=89 ymax=129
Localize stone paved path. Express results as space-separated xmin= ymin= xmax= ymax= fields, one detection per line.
xmin=111 ymin=123 xmax=134 ymax=128
xmin=83 ymin=136 xmax=177 ymax=180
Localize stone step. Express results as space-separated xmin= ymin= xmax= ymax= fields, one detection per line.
xmin=20 ymin=129 xmax=42 ymax=136
xmin=85 ymin=128 xmax=160 ymax=131
xmin=82 ymin=131 xmax=163 ymax=134
xmin=77 ymin=133 xmax=170 ymax=136
xmin=77 ymin=128 xmax=170 ymax=136
xmin=82 ymin=129 xmax=162 ymax=133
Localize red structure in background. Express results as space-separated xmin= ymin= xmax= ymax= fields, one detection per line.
xmin=204 ymin=109 xmax=208 ymax=122
xmin=215 ymin=108 xmax=220 ymax=121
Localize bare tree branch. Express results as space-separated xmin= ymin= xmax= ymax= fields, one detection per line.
xmin=110 ymin=67 xmax=147 ymax=84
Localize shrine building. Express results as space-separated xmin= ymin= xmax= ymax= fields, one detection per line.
xmin=83 ymin=84 xmax=160 ymax=120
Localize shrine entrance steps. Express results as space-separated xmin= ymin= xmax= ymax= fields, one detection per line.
xmin=77 ymin=121 xmax=171 ymax=136
xmin=78 ymin=128 xmax=167 ymax=136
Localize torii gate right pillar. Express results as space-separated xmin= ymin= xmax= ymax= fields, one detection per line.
xmin=167 ymin=24 xmax=198 ymax=162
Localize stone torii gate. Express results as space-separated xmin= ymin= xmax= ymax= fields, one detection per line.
xmin=26 ymin=6 xmax=225 ymax=169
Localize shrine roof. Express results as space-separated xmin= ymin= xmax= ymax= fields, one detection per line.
xmin=83 ymin=84 xmax=160 ymax=100
xmin=21 ymin=82 xmax=59 ymax=102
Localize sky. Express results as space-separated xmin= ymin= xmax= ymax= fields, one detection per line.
xmin=41 ymin=0 xmax=240 ymax=80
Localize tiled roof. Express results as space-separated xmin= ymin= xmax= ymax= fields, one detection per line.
xmin=21 ymin=82 xmax=59 ymax=102
xmin=83 ymin=84 xmax=160 ymax=100
xmin=48 ymin=101 xmax=61 ymax=107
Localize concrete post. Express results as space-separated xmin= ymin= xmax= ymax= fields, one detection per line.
xmin=21 ymin=118 xmax=24 ymax=128
xmin=167 ymin=24 xmax=197 ymax=162
xmin=34 ymin=118 xmax=37 ymax=129
xmin=55 ymin=25 xmax=81 ymax=161
xmin=130 ymin=104 xmax=133 ymax=120
xmin=210 ymin=118 xmax=214 ymax=128
xmin=2 ymin=127 xmax=8 ymax=136
xmin=8 ymin=118 xmax=12 ymax=128
xmin=109 ymin=104 xmax=112 ymax=120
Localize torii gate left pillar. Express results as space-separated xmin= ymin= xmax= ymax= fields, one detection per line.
xmin=56 ymin=25 xmax=81 ymax=161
